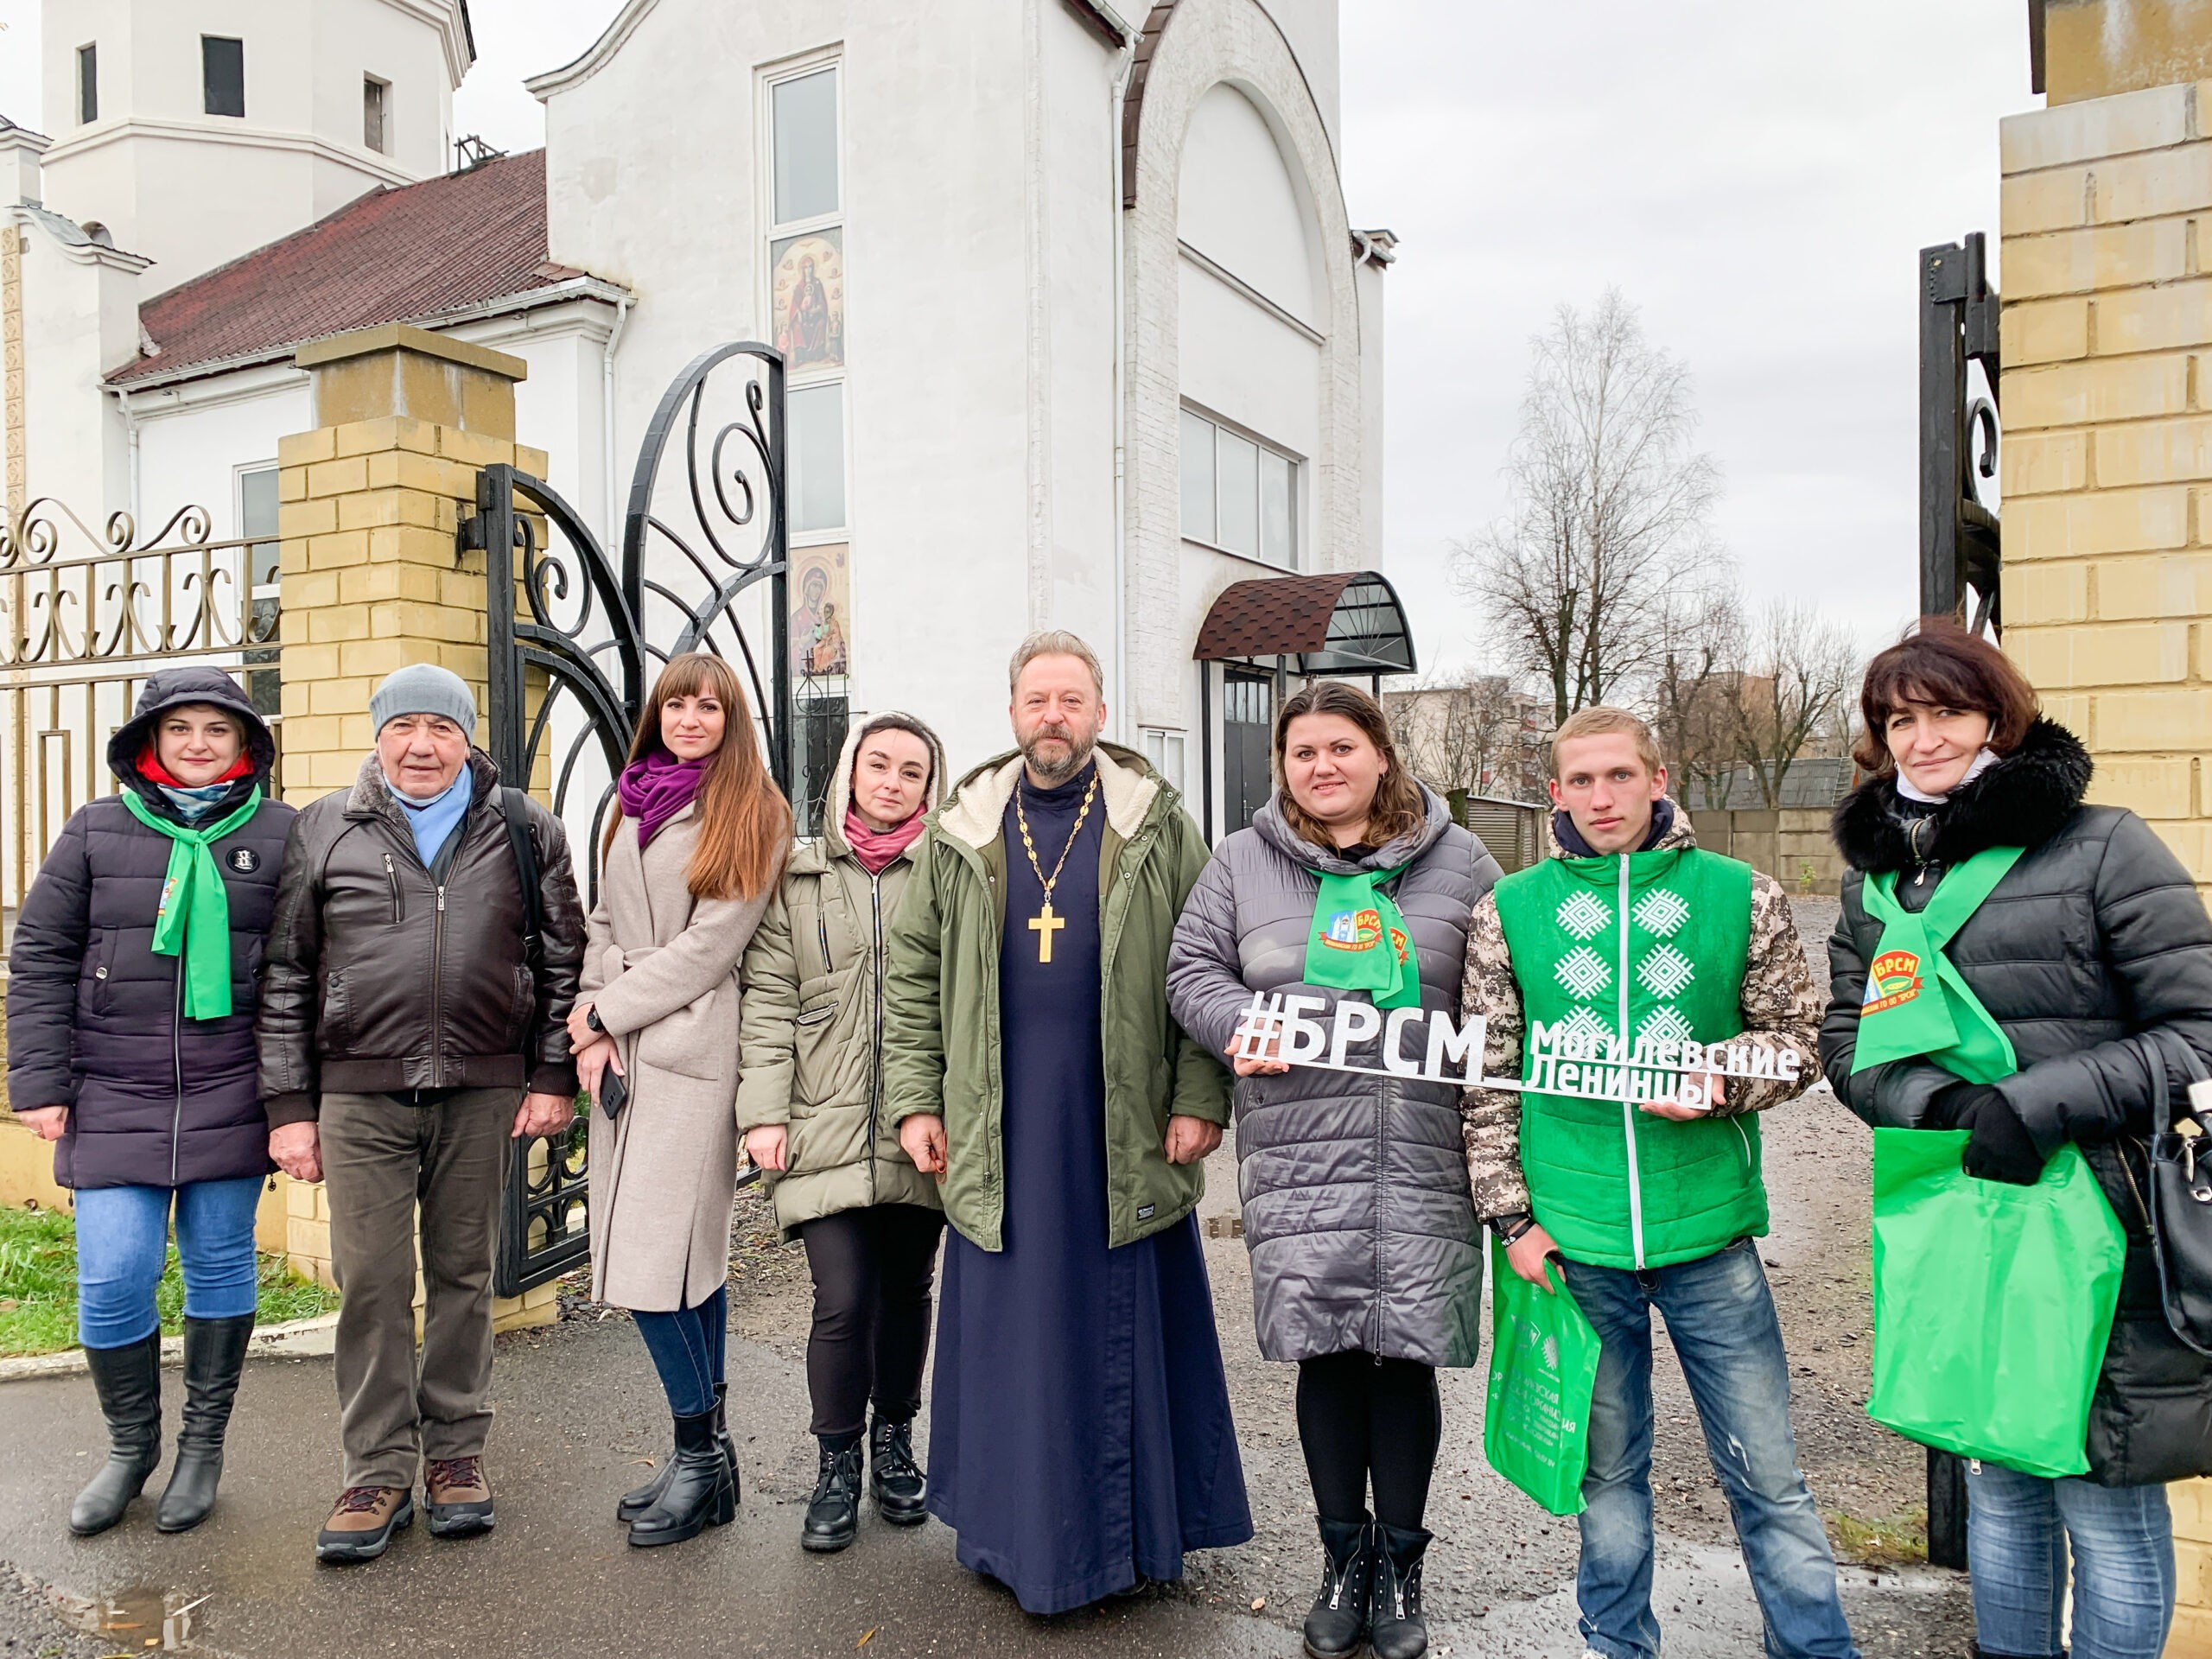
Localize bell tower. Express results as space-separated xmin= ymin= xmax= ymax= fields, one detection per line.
xmin=34 ymin=0 xmax=474 ymax=289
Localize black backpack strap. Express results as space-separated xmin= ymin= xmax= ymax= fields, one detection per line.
xmin=500 ymin=786 xmax=543 ymax=962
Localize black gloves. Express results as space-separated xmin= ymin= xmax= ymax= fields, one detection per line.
xmin=1957 ymin=1089 xmax=2048 ymax=1185
xmin=1924 ymin=1082 xmax=2001 ymax=1131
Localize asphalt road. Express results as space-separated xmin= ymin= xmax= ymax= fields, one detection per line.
xmin=0 ymin=899 xmax=1974 ymax=1657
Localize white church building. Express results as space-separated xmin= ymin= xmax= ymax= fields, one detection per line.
xmin=3 ymin=0 xmax=1408 ymax=840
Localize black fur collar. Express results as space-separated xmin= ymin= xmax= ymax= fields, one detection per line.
xmin=1830 ymin=717 xmax=2092 ymax=874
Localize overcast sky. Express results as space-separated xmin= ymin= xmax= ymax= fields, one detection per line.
xmin=0 ymin=1 xmax=2031 ymax=677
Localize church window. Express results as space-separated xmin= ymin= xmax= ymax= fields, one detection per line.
xmin=1179 ymin=407 xmax=1299 ymax=569
xmin=364 ymin=77 xmax=389 ymax=155
xmin=1142 ymin=730 xmax=1186 ymax=793
xmin=772 ymin=69 xmax=840 ymax=226
xmin=788 ymin=383 xmax=846 ymax=534
xmin=76 ymin=44 xmax=97 ymax=124
xmin=203 ymin=36 xmax=245 ymax=119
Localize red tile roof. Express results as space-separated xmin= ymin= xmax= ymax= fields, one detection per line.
xmin=109 ymin=149 xmax=577 ymax=385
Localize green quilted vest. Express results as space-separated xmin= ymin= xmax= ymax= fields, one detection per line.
xmin=1492 ymin=847 xmax=1765 ymax=1270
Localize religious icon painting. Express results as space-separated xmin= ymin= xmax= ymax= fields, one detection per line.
xmin=790 ymin=542 xmax=851 ymax=677
xmin=771 ymin=230 xmax=846 ymax=372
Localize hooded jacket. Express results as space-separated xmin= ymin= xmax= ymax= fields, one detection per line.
xmin=1166 ymin=785 xmax=1498 ymax=1366
xmin=736 ymin=717 xmax=949 ymax=1235
xmin=880 ymin=741 xmax=1228 ymax=1251
xmin=1823 ymin=717 xmax=2212 ymax=1485
xmin=6 ymin=667 xmax=295 ymax=1188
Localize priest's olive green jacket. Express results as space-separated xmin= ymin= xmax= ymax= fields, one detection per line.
xmin=881 ymin=742 xmax=1229 ymax=1251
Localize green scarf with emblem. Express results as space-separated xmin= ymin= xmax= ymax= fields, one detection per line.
xmin=120 ymin=786 xmax=261 ymax=1020
xmin=1304 ymin=865 xmax=1419 ymax=1009
xmin=1851 ymin=844 xmax=2024 ymax=1084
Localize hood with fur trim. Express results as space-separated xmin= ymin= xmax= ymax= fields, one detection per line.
xmin=933 ymin=741 xmax=1165 ymax=851
xmin=1830 ymin=716 xmax=2092 ymax=875
xmin=819 ymin=712 xmax=947 ymax=857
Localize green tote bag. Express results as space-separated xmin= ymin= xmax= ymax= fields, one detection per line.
xmin=1867 ymin=1128 xmax=2126 ymax=1479
xmin=1483 ymin=1236 xmax=1605 ymax=1515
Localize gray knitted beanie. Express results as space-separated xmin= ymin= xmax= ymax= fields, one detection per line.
xmin=370 ymin=664 xmax=477 ymax=735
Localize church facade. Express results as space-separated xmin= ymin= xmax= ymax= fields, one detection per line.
xmin=3 ymin=0 xmax=1393 ymax=836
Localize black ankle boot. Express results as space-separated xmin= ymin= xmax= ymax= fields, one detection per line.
xmin=868 ymin=1414 xmax=927 ymax=1527
xmin=617 ymin=1382 xmax=734 ymax=1522
xmin=801 ymin=1434 xmax=864 ymax=1553
xmin=1302 ymin=1516 xmax=1373 ymax=1658
xmin=73 ymin=1334 xmax=163 ymax=1536
xmin=156 ymin=1314 xmax=254 ymax=1533
xmin=626 ymin=1406 xmax=736 ymax=1548
xmin=1368 ymin=1522 xmax=1432 ymax=1659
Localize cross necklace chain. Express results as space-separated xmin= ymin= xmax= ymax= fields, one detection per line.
xmin=1014 ymin=770 xmax=1098 ymax=963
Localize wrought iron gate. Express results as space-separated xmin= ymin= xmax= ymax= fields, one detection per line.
xmin=483 ymin=342 xmax=791 ymax=1297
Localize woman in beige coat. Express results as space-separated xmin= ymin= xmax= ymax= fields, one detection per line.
xmin=737 ymin=712 xmax=945 ymax=1554
xmin=567 ymin=652 xmax=787 ymax=1549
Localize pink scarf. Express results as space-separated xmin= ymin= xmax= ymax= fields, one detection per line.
xmin=843 ymin=804 xmax=926 ymax=874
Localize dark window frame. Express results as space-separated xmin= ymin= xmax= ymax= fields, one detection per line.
xmin=202 ymin=35 xmax=245 ymax=119
xmin=363 ymin=74 xmax=388 ymax=153
xmin=77 ymin=43 xmax=98 ymax=124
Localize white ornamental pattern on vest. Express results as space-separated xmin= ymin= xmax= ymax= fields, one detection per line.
xmin=1637 ymin=1004 xmax=1695 ymax=1051
xmin=1637 ymin=944 xmax=1695 ymax=1000
xmin=1555 ymin=945 xmax=1611 ymax=998
xmin=1555 ymin=889 xmax=1611 ymax=941
xmin=1632 ymin=887 xmax=1688 ymax=938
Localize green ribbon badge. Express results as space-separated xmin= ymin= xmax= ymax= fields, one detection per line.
xmin=121 ymin=787 xmax=262 ymax=1021
xmin=1303 ymin=865 xmax=1419 ymax=1009
xmin=1852 ymin=842 xmax=2024 ymax=1085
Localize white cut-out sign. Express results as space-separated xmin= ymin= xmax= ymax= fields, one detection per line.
xmin=1228 ymin=991 xmax=1799 ymax=1109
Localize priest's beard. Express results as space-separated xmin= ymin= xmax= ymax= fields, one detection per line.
xmin=1021 ymin=724 xmax=1096 ymax=785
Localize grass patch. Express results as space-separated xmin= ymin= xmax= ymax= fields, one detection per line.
xmin=0 ymin=1203 xmax=339 ymax=1358
xmin=1829 ymin=1508 xmax=1928 ymax=1568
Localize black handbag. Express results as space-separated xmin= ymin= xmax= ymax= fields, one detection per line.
xmin=2144 ymin=1028 xmax=2212 ymax=1355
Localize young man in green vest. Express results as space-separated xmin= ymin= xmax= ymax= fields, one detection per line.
xmin=1463 ymin=707 xmax=1857 ymax=1659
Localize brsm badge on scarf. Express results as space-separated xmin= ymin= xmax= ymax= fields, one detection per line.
xmin=1862 ymin=950 xmax=1925 ymax=1016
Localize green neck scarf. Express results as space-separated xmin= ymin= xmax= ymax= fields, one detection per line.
xmin=1304 ymin=864 xmax=1420 ymax=1009
xmin=1852 ymin=843 xmax=2024 ymax=1084
xmin=121 ymin=786 xmax=262 ymax=1021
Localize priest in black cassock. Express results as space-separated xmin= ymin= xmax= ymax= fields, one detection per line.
xmin=882 ymin=630 xmax=1250 ymax=1613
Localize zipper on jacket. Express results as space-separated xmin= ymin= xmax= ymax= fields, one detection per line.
xmin=168 ymin=956 xmax=186 ymax=1187
xmin=818 ymin=909 xmax=832 ymax=978
xmin=431 ymin=885 xmax=447 ymax=1087
xmin=867 ymin=869 xmax=887 ymax=1206
xmin=1618 ymin=853 xmax=1647 ymax=1269
xmin=383 ymin=852 xmax=404 ymax=923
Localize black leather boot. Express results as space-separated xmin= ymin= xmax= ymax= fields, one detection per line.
xmin=156 ymin=1313 xmax=254 ymax=1533
xmin=801 ymin=1433 xmax=864 ymax=1553
xmin=618 ymin=1382 xmax=735 ymax=1522
xmin=868 ymin=1414 xmax=927 ymax=1527
xmin=1303 ymin=1516 xmax=1373 ymax=1659
xmin=1368 ymin=1522 xmax=1432 ymax=1659
xmin=626 ymin=1407 xmax=736 ymax=1548
xmin=72 ymin=1334 xmax=163 ymax=1535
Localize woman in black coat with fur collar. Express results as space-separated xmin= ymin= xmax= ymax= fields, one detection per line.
xmin=1821 ymin=620 xmax=2212 ymax=1659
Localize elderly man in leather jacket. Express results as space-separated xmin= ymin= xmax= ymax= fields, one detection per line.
xmin=256 ymin=664 xmax=584 ymax=1565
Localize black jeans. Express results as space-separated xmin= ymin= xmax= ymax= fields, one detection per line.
xmin=795 ymin=1204 xmax=946 ymax=1439
xmin=1296 ymin=1351 xmax=1441 ymax=1531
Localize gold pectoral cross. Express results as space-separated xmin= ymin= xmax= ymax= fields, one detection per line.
xmin=1029 ymin=901 xmax=1066 ymax=963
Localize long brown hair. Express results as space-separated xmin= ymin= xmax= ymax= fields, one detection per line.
xmin=1273 ymin=680 xmax=1426 ymax=851
xmin=1852 ymin=617 xmax=2040 ymax=775
xmin=605 ymin=653 xmax=791 ymax=900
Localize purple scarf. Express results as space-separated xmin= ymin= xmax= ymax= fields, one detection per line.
xmin=617 ymin=750 xmax=709 ymax=846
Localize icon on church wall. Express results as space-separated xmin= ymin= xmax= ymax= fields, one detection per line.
xmin=771 ymin=230 xmax=845 ymax=372
xmin=791 ymin=542 xmax=850 ymax=677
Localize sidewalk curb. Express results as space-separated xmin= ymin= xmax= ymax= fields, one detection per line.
xmin=0 ymin=1312 xmax=340 ymax=1384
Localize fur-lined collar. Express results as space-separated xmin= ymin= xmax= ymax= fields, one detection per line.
xmin=1830 ymin=717 xmax=2091 ymax=875
xmin=1541 ymin=796 xmax=1698 ymax=861
xmin=933 ymin=741 xmax=1162 ymax=851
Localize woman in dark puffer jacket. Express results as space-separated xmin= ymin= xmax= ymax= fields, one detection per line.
xmin=5 ymin=667 xmax=294 ymax=1537
xmin=1821 ymin=620 xmax=2212 ymax=1659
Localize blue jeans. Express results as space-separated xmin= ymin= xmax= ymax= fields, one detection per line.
xmin=1967 ymin=1461 xmax=2175 ymax=1659
xmin=73 ymin=1178 xmax=263 ymax=1350
xmin=632 ymin=1286 xmax=727 ymax=1419
xmin=1560 ymin=1238 xmax=1859 ymax=1659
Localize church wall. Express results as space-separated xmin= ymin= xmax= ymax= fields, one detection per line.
xmin=1354 ymin=251 xmax=1384 ymax=569
xmin=131 ymin=377 xmax=308 ymax=538
xmin=1251 ymin=0 xmax=1340 ymax=151
xmin=17 ymin=235 xmax=131 ymax=515
xmin=1179 ymin=82 xmax=1320 ymax=325
xmin=1176 ymin=260 xmax=1323 ymax=486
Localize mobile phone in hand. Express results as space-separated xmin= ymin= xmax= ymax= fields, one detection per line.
xmin=598 ymin=1068 xmax=629 ymax=1120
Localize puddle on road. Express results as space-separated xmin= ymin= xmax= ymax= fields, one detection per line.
xmin=48 ymin=1585 xmax=208 ymax=1651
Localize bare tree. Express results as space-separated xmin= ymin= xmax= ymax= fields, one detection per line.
xmin=1451 ymin=289 xmax=1721 ymax=726
xmin=1385 ymin=674 xmax=1522 ymax=797
xmin=1724 ymin=601 xmax=1861 ymax=808
xmin=1650 ymin=583 xmax=1745 ymax=809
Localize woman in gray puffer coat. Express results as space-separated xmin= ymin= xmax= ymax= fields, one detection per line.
xmin=1168 ymin=681 xmax=1498 ymax=1659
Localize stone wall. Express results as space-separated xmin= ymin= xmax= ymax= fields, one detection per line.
xmin=1688 ymin=809 xmax=1847 ymax=893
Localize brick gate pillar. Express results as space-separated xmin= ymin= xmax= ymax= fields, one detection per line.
xmin=273 ymin=323 xmax=558 ymax=1330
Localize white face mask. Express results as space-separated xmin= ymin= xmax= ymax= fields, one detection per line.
xmin=1895 ymin=747 xmax=1999 ymax=804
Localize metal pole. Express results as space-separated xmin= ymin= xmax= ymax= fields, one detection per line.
xmin=766 ymin=354 xmax=794 ymax=802
xmin=478 ymin=465 xmax=525 ymax=782
xmin=1919 ymin=242 xmax=1967 ymax=621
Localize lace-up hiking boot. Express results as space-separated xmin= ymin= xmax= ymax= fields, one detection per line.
xmin=627 ymin=1408 xmax=737 ymax=1548
xmin=424 ymin=1456 xmax=495 ymax=1538
xmin=70 ymin=1334 xmax=163 ymax=1536
xmin=1303 ymin=1516 xmax=1373 ymax=1658
xmin=801 ymin=1434 xmax=864 ymax=1553
xmin=868 ymin=1414 xmax=927 ymax=1526
xmin=315 ymin=1486 xmax=414 ymax=1564
xmin=618 ymin=1382 xmax=735 ymax=1522
xmin=1368 ymin=1522 xmax=1432 ymax=1659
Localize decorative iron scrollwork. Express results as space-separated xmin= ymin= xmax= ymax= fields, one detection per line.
xmin=1919 ymin=233 xmax=2001 ymax=637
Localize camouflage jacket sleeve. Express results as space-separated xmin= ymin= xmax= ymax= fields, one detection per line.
xmin=1459 ymin=891 xmax=1532 ymax=1221
xmin=1721 ymin=871 xmax=1823 ymax=1117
